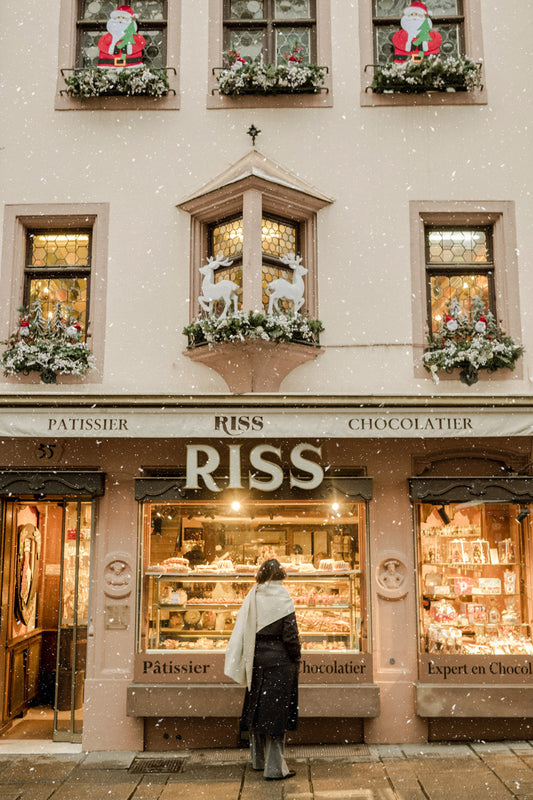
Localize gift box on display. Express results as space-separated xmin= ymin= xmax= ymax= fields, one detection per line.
xmin=454 ymin=576 xmax=473 ymax=596
xmin=476 ymin=578 xmax=501 ymax=595
xmin=498 ymin=538 xmax=516 ymax=564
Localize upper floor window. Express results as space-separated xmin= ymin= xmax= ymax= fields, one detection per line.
xmin=178 ymin=152 xmax=332 ymax=391
xmin=425 ymin=225 xmax=493 ymax=337
xmin=410 ymin=201 xmax=523 ymax=383
xmin=373 ymin=0 xmax=465 ymax=65
xmin=25 ymin=231 xmax=91 ymax=341
xmin=55 ymin=0 xmax=180 ymax=110
xmin=207 ymin=0 xmax=332 ymax=108
xmin=358 ymin=1 xmax=486 ymax=106
xmin=208 ymin=213 xmax=299 ymax=314
xmin=76 ymin=1 xmax=167 ymax=68
xmin=223 ymin=0 xmax=316 ymax=64
xmin=0 ymin=204 xmax=109 ymax=383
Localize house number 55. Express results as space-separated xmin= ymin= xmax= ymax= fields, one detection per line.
xmin=37 ymin=444 xmax=57 ymax=460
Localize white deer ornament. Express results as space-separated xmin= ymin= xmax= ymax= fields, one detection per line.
xmin=198 ymin=254 xmax=240 ymax=319
xmin=266 ymin=254 xmax=307 ymax=315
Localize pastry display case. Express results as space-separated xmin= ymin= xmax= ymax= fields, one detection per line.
xmin=145 ymin=570 xmax=361 ymax=653
xmin=138 ymin=496 xmax=368 ymax=655
xmin=417 ymin=502 xmax=533 ymax=655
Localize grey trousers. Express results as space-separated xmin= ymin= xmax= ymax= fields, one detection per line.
xmin=250 ymin=731 xmax=290 ymax=778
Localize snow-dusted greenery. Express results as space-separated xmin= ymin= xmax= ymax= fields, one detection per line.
xmin=1 ymin=300 xmax=95 ymax=384
xmin=422 ymin=297 xmax=523 ymax=386
xmin=184 ymin=311 xmax=324 ymax=348
xmin=64 ymin=66 xmax=170 ymax=97
xmin=371 ymin=56 xmax=482 ymax=94
xmin=217 ymin=46 xmax=326 ymax=95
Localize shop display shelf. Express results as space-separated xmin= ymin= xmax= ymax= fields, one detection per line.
xmin=157 ymin=603 xmax=242 ymax=610
xmin=426 ymin=561 xmax=524 ymax=567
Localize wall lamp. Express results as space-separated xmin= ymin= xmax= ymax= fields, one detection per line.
xmin=437 ymin=506 xmax=451 ymax=525
xmin=516 ymin=508 xmax=531 ymax=523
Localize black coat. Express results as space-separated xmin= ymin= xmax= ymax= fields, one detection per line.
xmin=240 ymin=612 xmax=301 ymax=737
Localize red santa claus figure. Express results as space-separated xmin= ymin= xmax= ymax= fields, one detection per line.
xmin=392 ymin=2 xmax=442 ymax=63
xmin=97 ymin=5 xmax=145 ymax=69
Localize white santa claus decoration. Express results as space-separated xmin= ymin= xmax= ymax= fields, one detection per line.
xmin=392 ymin=2 xmax=442 ymax=63
xmin=97 ymin=5 xmax=145 ymax=69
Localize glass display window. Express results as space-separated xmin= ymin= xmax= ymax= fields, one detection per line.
xmin=416 ymin=501 xmax=533 ymax=656
xmin=138 ymin=497 xmax=368 ymax=654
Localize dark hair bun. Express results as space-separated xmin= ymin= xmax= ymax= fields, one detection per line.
xmin=256 ymin=558 xmax=286 ymax=583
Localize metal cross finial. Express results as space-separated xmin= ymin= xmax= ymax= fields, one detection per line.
xmin=247 ymin=124 xmax=261 ymax=146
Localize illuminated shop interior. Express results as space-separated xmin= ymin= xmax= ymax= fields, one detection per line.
xmin=139 ymin=498 xmax=368 ymax=655
xmin=417 ymin=501 xmax=533 ymax=656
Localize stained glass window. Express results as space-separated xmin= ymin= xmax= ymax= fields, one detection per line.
xmin=425 ymin=227 xmax=494 ymax=335
xmin=77 ymin=1 xmax=167 ymax=68
xmin=223 ymin=0 xmax=316 ymax=65
xmin=372 ymin=0 xmax=464 ymax=64
xmin=262 ymin=216 xmax=298 ymax=312
xmin=25 ymin=232 xmax=92 ymax=339
xmin=211 ymin=218 xmax=244 ymax=260
xmin=209 ymin=214 xmax=301 ymax=314
xmin=261 ymin=217 xmax=297 ymax=259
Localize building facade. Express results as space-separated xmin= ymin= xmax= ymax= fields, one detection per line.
xmin=1 ymin=1 xmax=533 ymax=751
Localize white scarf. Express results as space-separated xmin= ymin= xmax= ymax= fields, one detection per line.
xmin=224 ymin=580 xmax=295 ymax=690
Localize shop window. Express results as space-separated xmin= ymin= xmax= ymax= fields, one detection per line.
xmin=359 ymin=0 xmax=486 ymax=106
xmin=24 ymin=230 xmax=92 ymax=342
xmin=410 ymin=201 xmax=522 ymax=380
xmin=55 ymin=0 xmax=180 ymax=110
xmin=139 ymin=496 xmax=367 ymax=655
xmin=207 ymin=0 xmax=332 ymax=108
xmin=425 ymin=225 xmax=494 ymax=337
xmin=0 ymin=204 xmax=109 ymax=383
xmin=416 ymin=499 xmax=533 ymax=656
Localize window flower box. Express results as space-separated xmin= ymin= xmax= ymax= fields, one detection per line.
xmin=215 ymin=47 xmax=327 ymax=96
xmin=422 ymin=298 xmax=523 ymax=386
xmin=61 ymin=66 xmax=174 ymax=98
xmin=1 ymin=301 xmax=95 ymax=384
xmin=184 ymin=310 xmax=323 ymax=349
xmin=183 ymin=311 xmax=324 ymax=393
xmin=369 ymin=56 xmax=482 ymax=95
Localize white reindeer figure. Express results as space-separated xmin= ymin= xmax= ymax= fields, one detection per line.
xmin=198 ymin=253 xmax=239 ymax=319
xmin=266 ymin=254 xmax=307 ymax=315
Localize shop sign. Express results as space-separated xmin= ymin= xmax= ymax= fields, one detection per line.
xmin=185 ymin=443 xmax=323 ymax=491
xmin=135 ymin=653 xmax=372 ymax=684
xmin=420 ymin=654 xmax=533 ymax=684
xmin=1 ymin=406 xmax=533 ymax=439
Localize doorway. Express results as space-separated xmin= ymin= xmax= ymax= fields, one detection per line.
xmin=0 ymin=499 xmax=94 ymax=743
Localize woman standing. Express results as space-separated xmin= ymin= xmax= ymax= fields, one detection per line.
xmin=224 ymin=559 xmax=301 ymax=781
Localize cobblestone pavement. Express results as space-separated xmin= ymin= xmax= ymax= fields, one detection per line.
xmin=1 ymin=741 xmax=533 ymax=799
